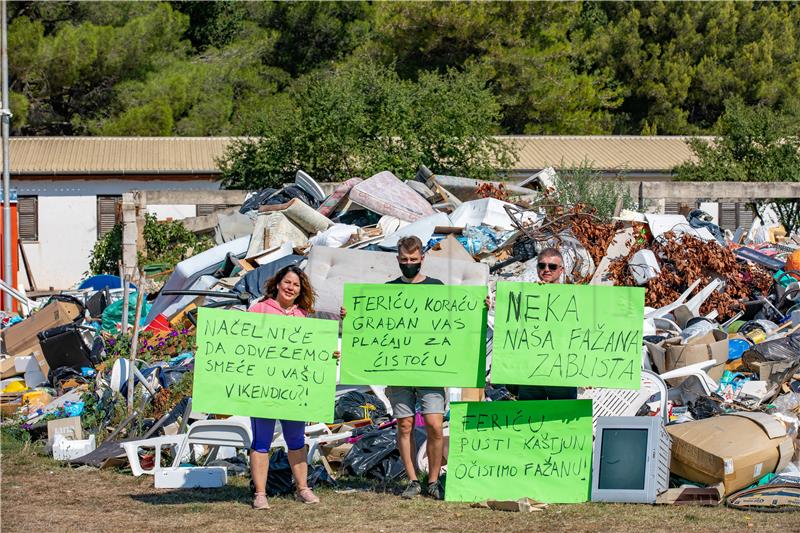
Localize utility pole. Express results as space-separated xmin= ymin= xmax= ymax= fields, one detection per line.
xmin=1 ymin=0 xmax=12 ymax=311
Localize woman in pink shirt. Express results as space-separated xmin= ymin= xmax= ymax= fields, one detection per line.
xmin=248 ymin=265 xmax=327 ymax=509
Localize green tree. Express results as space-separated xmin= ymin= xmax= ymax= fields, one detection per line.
xmin=9 ymin=3 xmax=191 ymax=135
xmin=219 ymin=60 xmax=516 ymax=189
xmin=593 ymin=1 xmax=800 ymax=133
xmin=366 ymin=2 xmax=622 ymax=134
xmin=675 ymin=99 xmax=800 ymax=232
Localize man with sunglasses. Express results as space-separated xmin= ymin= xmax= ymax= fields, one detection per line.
xmin=514 ymin=247 xmax=578 ymax=401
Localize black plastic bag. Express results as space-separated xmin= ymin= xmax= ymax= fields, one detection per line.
xmin=743 ymin=333 xmax=800 ymax=364
xmin=252 ymin=449 xmax=335 ymax=497
xmin=239 ymin=188 xmax=278 ymax=213
xmin=334 ymin=391 xmax=388 ymax=423
xmin=158 ymin=365 xmax=191 ymax=389
xmin=342 ymin=427 xmax=427 ymax=482
xmin=688 ymin=396 xmax=721 ymax=420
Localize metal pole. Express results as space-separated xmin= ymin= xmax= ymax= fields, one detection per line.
xmin=1 ymin=0 xmax=13 ymax=311
xmin=127 ymin=277 xmax=145 ymax=414
xmin=119 ymin=260 xmax=129 ymax=333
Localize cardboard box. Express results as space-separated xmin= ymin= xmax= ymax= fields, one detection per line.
xmin=2 ymin=301 xmax=81 ymax=359
xmin=1 ymin=356 xmax=21 ymax=379
xmin=667 ymin=412 xmax=794 ymax=496
xmin=47 ymin=416 xmax=84 ymax=448
xmin=321 ymin=442 xmax=353 ymax=465
xmin=657 ymin=330 xmax=728 ymax=385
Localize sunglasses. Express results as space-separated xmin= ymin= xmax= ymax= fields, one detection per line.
xmin=537 ymin=262 xmax=562 ymax=272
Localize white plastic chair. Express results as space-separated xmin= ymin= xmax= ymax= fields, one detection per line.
xmin=123 ymin=417 xmax=252 ymax=476
xmin=578 ymin=369 xmax=668 ymax=434
xmin=659 ymin=359 xmax=719 ymax=404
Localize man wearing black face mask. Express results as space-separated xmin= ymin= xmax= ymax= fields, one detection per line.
xmin=339 ymin=236 xmax=445 ymax=499
xmin=387 ymin=236 xmax=443 ymax=286
xmin=388 ymin=236 xmax=446 ymax=500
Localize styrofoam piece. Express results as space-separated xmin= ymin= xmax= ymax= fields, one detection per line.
xmin=295 ymin=170 xmax=326 ymax=203
xmin=24 ymin=368 xmax=47 ymax=388
xmin=644 ymin=214 xmax=716 ymax=241
xmin=349 ymin=171 xmax=436 ymax=222
xmin=214 ymin=211 xmax=256 ymax=244
xmin=14 ymin=355 xmax=39 ymax=373
xmin=449 ymin=198 xmax=536 ymax=231
xmin=630 ymin=249 xmax=661 ymax=285
xmin=516 ymin=167 xmax=557 ymax=190
xmin=145 ymin=236 xmax=250 ymax=323
xmin=53 ymin=434 xmax=96 ymax=461
xmin=739 ymin=381 xmax=769 ymax=401
xmin=308 ymin=224 xmax=360 ymax=248
xmin=244 ymin=240 xmax=294 ymax=267
xmin=377 ymin=216 xmax=407 ymax=236
xmin=154 ymin=466 xmax=227 ymax=489
xmin=379 ymin=212 xmax=451 ymax=249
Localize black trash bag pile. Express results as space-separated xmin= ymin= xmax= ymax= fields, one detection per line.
xmin=342 ymin=427 xmax=427 ymax=482
xmin=742 ymin=332 xmax=800 ymax=389
xmin=334 ymin=391 xmax=389 ymax=423
xmin=240 ymin=185 xmax=320 ymax=214
xmin=255 ymin=449 xmax=336 ymax=497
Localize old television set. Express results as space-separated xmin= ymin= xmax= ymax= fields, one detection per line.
xmin=591 ymin=416 xmax=671 ymax=503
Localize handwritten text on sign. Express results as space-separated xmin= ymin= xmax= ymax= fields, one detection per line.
xmin=340 ymin=284 xmax=487 ymax=387
xmin=192 ymin=307 xmax=339 ymax=422
xmin=491 ymin=283 xmax=645 ymax=389
xmin=445 ymin=400 xmax=593 ymax=503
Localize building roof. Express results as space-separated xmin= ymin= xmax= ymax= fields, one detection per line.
xmin=7 ymin=136 xmax=234 ymax=175
xmin=504 ymin=135 xmax=708 ymax=172
xmin=6 ymin=135 xmax=710 ymax=176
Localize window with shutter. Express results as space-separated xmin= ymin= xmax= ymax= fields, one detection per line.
xmin=18 ymin=196 xmax=38 ymax=242
xmin=196 ymin=204 xmax=217 ymax=217
xmin=196 ymin=204 xmax=238 ymax=217
xmin=719 ymin=202 xmax=737 ymax=231
xmin=97 ymin=196 xmax=122 ymax=238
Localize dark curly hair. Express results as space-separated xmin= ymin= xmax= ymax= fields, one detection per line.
xmin=263 ymin=265 xmax=317 ymax=313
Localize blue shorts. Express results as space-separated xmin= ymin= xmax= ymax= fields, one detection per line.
xmin=250 ymin=417 xmax=306 ymax=453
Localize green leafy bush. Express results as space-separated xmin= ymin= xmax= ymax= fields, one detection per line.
xmin=88 ymin=214 xmax=213 ymax=275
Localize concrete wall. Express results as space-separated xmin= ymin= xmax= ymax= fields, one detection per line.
xmin=14 ymin=178 xmax=220 ymax=289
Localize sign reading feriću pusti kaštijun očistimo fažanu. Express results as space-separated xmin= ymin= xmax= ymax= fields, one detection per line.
xmin=446 ymin=282 xmax=644 ymax=503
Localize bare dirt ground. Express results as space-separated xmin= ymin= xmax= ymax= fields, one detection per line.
xmin=1 ymin=431 xmax=797 ymax=533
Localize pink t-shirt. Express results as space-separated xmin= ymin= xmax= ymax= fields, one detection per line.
xmin=248 ymin=297 xmax=308 ymax=318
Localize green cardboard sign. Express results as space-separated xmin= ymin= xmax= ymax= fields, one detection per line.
xmin=445 ymin=400 xmax=593 ymax=503
xmin=192 ymin=307 xmax=339 ymax=422
xmin=492 ymin=282 xmax=645 ymax=389
xmin=340 ymin=284 xmax=487 ymax=387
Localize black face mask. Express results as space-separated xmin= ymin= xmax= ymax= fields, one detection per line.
xmin=399 ymin=262 xmax=422 ymax=279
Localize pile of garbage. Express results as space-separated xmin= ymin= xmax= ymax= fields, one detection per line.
xmin=1 ymin=165 xmax=799 ymax=508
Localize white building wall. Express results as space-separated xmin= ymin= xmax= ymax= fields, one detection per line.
xmin=14 ymin=178 xmax=220 ymax=289
xmin=146 ymin=205 xmax=197 ymax=220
